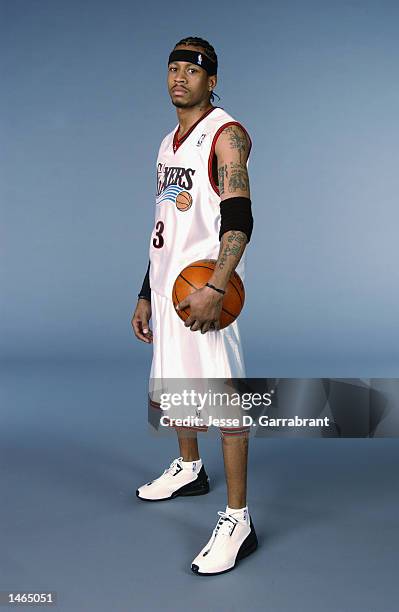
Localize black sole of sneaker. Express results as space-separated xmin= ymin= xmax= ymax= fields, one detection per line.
xmin=191 ymin=523 xmax=258 ymax=576
xmin=136 ymin=481 xmax=210 ymax=502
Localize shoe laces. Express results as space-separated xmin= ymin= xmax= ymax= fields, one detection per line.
xmin=203 ymin=511 xmax=239 ymax=555
xmin=215 ymin=511 xmax=239 ymax=536
xmin=163 ymin=456 xmax=183 ymax=476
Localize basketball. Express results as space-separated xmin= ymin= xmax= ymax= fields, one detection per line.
xmin=175 ymin=191 xmax=193 ymax=212
xmin=172 ymin=259 xmax=245 ymax=330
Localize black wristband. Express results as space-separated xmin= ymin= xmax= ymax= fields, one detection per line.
xmin=205 ymin=282 xmax=226 ymax=295
xmin=138 ymin=261 xmax=151 ymax=301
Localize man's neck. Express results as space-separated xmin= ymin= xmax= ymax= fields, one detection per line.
xmin=176 ymin=103 xmax=215 ymax=138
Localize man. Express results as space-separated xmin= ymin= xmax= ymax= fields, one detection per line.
xmin=131 ymin=36 xmax=256 ymax=575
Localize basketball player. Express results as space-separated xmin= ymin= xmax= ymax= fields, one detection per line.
xmin=131 ymin=37 xmax=256 ymax=575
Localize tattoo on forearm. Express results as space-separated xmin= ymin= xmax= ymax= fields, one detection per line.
xmin=218 ymin=231 xmax=247 ymax=270
xmin=228 ymin=231 xmax=246 ymax=246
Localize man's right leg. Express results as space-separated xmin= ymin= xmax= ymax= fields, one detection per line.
xmin=136 ymin=427 xmax=210 ymax=502
xmin=138 ymin=287 xmax=212 ymax=502
xmin=176 ymin=426 xmax=200 ymax=460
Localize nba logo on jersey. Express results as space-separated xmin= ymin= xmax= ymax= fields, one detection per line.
xmin=196 ymin=133 xmax=206 ymax=147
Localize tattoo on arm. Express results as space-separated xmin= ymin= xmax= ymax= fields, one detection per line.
xmin=218 ymin=164 xmax=228 ymax=196
xmin=228 ymin=162 xmax=249 ymax=192
xmin=217 ymin=160 xmax=249 ymax=195
xmin=218 ymin=231 xmax=247 ymax=270
xmin=225 ymin=126 xmax=249 ymax=165
xmin=217 ymin=125 xmax=250 ymax=195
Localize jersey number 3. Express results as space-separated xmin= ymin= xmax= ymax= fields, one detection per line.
xmin=152 ymin=220 xmax=164 ymax=249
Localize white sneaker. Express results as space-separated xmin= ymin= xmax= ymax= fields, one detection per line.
xmin=191 ymin=509 xmax=258 ymax=575
xmin=136 ymin=457 xmax=210 ymax=502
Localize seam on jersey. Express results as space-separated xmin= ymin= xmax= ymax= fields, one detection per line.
xmin=208 ymin=121 xmax=253 ymax=196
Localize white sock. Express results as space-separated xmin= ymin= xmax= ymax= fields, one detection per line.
xmin=225 ymin=505 xmax=249 ymax=524
xmin=181 ymin=458 xmax=202 ymax=473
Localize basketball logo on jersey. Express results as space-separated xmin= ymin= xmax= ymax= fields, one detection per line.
xmin=156 ymin=162 xmax=194 ymax=212
xmin=175 ymin=191 xmax=192 ymax=211
xmin=196 ymin=133 xmax=206 ymax=147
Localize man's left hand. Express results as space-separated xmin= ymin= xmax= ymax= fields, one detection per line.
xmin=176 ymin=286 xmax=223 ymax=333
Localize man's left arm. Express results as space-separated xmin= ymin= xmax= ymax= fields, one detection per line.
xmin=208 ymin=124 xmax=252 ymax=296
xmin=176 ymin=124 xmax=253 ymax=333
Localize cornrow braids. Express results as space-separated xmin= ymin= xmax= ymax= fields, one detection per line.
xmin=173 ymin=36 xmax=220 ymax=103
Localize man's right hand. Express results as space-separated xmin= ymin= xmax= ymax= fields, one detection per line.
xmin=131 ymin=299 xmax=153 ymax=343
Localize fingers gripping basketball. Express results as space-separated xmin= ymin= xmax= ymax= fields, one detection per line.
xmin=172 ymin=259 xmax=245 ymax=330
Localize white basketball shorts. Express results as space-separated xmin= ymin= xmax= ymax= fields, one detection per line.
xmin=148 ymin=289 xmax=250 ymax=436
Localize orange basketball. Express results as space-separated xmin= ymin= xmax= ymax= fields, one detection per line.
xmin=172 ymin=259 xmax=245 ymax=330
xmin=175 ymin=191 xmax=192 ymax=211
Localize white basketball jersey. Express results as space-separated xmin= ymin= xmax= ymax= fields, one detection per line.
xmin=149 ymin=106 xmax=252 ymax=300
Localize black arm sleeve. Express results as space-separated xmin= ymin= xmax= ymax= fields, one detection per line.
xmin=219 ymin=196 xmax=254 ymax=243
xmin=138 ymin=260 xmax=151 ymax=301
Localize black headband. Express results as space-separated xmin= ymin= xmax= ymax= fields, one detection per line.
xmin=168 ymin=49 xmax=217 ymax=76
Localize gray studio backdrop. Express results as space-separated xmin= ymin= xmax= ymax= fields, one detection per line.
xmin=2 ymin=4 xmax=399 ymax=612
xmin=2 ymin=0 xmax=399 ymax=376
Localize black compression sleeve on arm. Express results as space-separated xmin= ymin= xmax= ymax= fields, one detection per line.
xmin=219 ymin=196 xmax=254 ymax=243
xmin=138 ymin=261 xmax=151 ymax=301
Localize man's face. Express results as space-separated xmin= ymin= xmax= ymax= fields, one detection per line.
xmin=167 ymin=45 xmax=216 ymax=108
